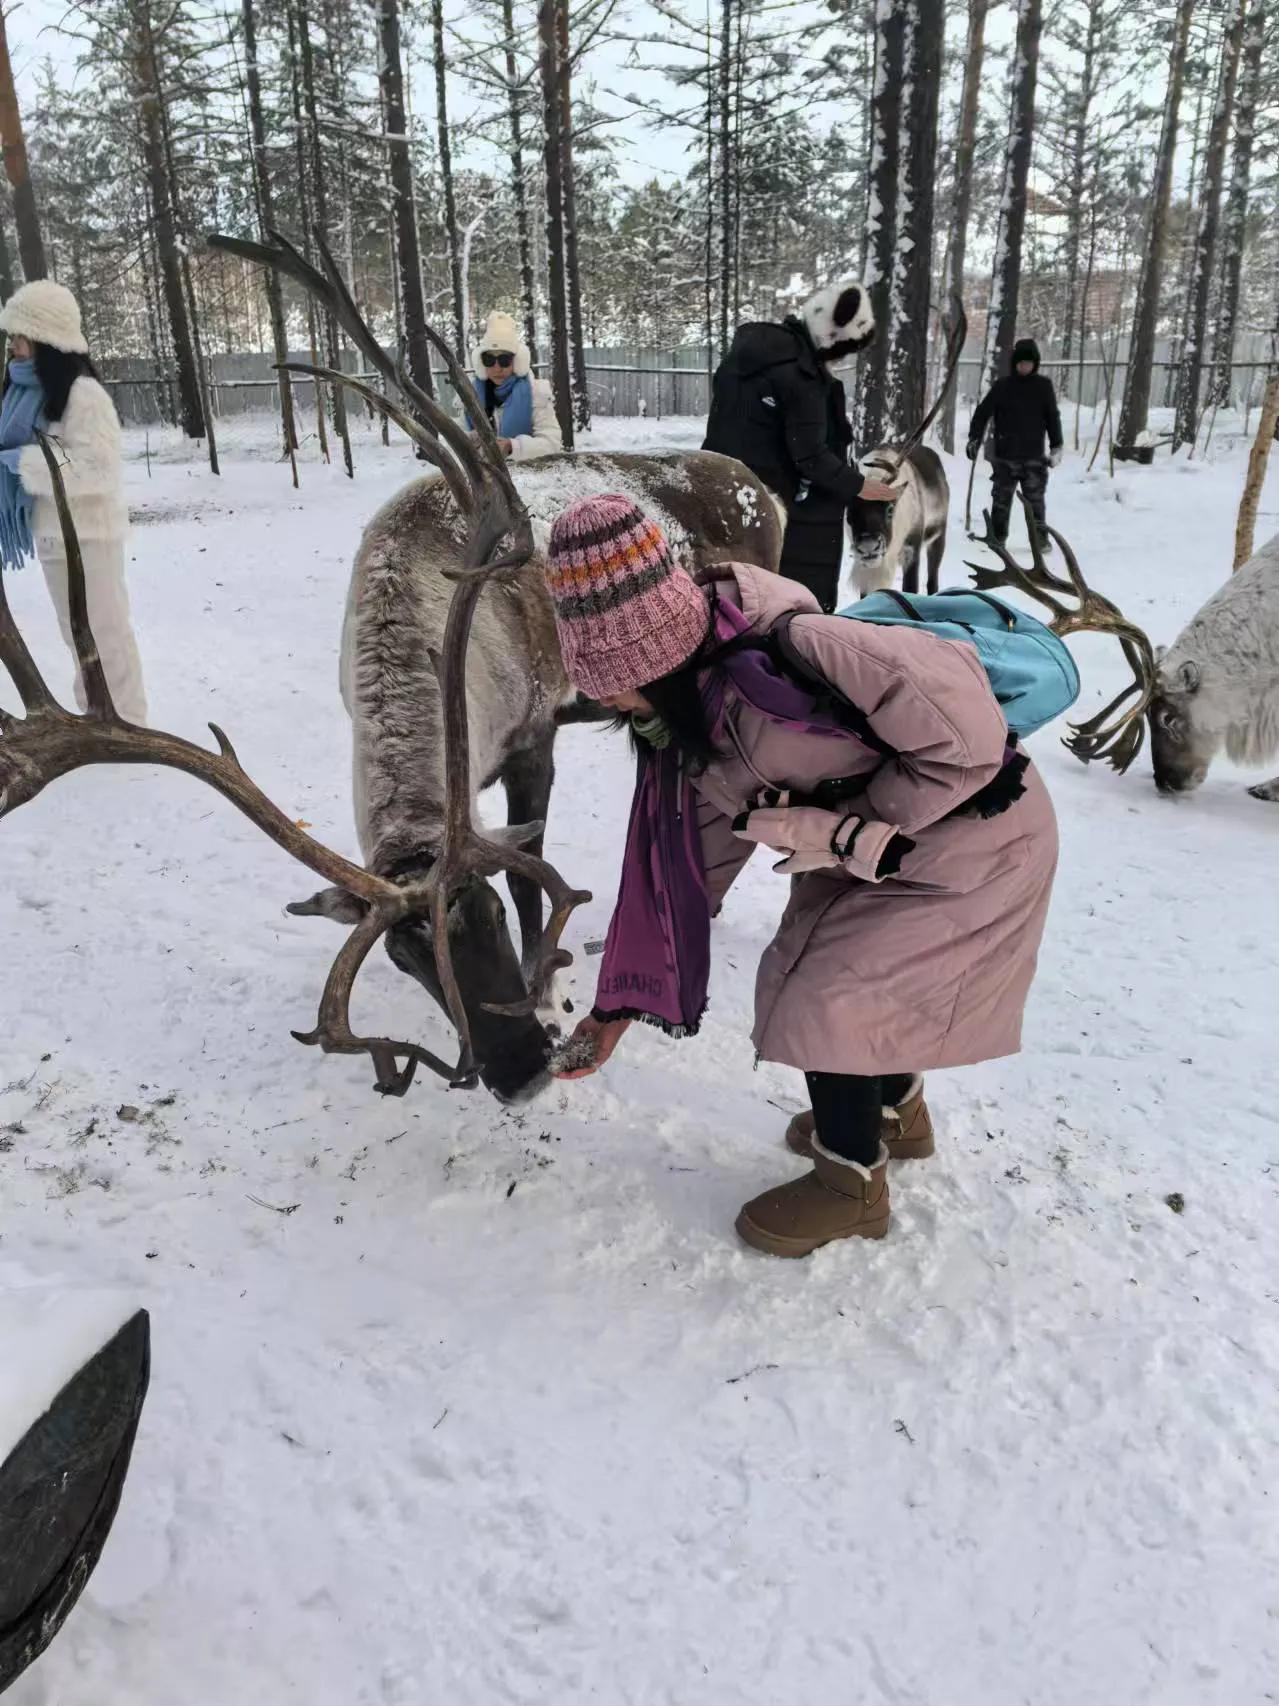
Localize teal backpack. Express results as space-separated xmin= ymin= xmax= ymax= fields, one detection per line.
xmin=837 ymin=587 xmax=1080 ymax=739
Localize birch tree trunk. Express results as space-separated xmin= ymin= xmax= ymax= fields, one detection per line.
xmin=501 ymin=0 xmax=539 ymax=365
xmin=984 ymin=0 xmax=1043 ymax=387
xmin=855 ymin=0 xmax=904 ymax=449
xmin=1173 ymin=0 xmax=1245 ymax=449
xmin=886 ymin=0 xmax=943 ymax=438
xmin=242 ymin=0 xmax=298 ymax=455
xmin=378 ymin=0 xmax=435 ymax=407
xmin=939 ymin=0 xmax=989 ymax=452
xmin=1209 ymin=0 xmax=1263 ymax=411
xmin=538 ymin=0 xmax=574 ymax=448
xmin=431 ymin=0 xmax=467 ymax=355
xmin=555 ymin=0 xmax=590 ymax=431
xmin=0 ymin=11 xmax=46 ymax=281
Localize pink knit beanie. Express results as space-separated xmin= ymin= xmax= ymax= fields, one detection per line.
xmin=545 ymin=495 xmax=710 ymax=698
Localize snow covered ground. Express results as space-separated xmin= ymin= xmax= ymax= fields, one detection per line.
xmin=3 ymin=410 xmax=1277 ymax=1706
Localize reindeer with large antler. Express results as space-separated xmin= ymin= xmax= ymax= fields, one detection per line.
xmin=967 ymin=501 xmax=1158 ymax=773
xmin=195 ymin=229 xmax=784 ymax=1102
xmin=0 ymin=324 xmax=590 ymax=1101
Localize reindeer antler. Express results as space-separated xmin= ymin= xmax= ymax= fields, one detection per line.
xmin=865 ymin=295 xmax=968 ymax=481
xmin=3 ymin=234 xmax=592 ymax=1096
xmin=965 ymin=499 xmax=1157 ymax=773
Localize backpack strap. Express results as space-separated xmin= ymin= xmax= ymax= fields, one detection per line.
xmin=768 ymin=612 xmax=899 ymax=760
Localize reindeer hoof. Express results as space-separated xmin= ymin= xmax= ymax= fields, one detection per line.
xmin=1247 ymin=781 xmax=1279 ymax=803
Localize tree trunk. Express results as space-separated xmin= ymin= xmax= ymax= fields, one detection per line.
xmin=1173 ymin=0 xmax=1245 ymax=449
xmin=298 ymin=0 xmax=353 ymax=475
xmin=939 ymin=0 xmax=989 ymax=452
xmin=885 ymin=0 xmax=942 ymax=438
xmin=555 ymin=0 xmax=590 ymax=431
xmin=538 ymin=0 xmax=573 ymax=448
xmin=1234 ymin=372 xmax=1279 ymax=568
xmin=0 ymin=207 xmax=14 ymax=298
xmin=431 ymin=0 xmax=467 ymax=356
xmin=501 ymin=0 xmax=539 ymax=366
xmin=378 ymin=0 xmax=435 ymax=407
xmin=717 ymin=0 xmax=733 ymax=356
xmin=1059 ymin=0 xmax=1100 ymax=389
xmin=242 ymin=0 xmax=298 ymax=455
xmin=286 ymin=0 xmax=331 ymax=455
xmin=131 ymin=8 xmax=205 ymax=439
xmin=0 ymin=11 xmax=47 ymax=280
xmin=855 ymin=0 xmax=904 ymax=448
xmin=1209 ymin=0 xmax=1263 ymax=411
xmin=984 ymin=0 xmax=1043 ymax=387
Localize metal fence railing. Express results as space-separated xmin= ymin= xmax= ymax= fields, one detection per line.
xmin=99 ymin=342 xmax=1278 ymax=430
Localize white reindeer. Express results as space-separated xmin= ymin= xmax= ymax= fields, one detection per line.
xmin=1150 ymin=531 xmax=1279 ymax=801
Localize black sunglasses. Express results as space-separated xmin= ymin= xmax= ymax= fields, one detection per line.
xmin=480 ymin=351 xmax=514 ymax=369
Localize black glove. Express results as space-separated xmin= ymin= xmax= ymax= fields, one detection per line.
xmin=965 ymin=441 xmax=979 ymax=462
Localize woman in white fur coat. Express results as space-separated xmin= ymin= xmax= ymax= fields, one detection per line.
xmin=468 ymin=309 xmax=562 ymax=463
xmin=0 ymin=280 xmax=146 ymax=724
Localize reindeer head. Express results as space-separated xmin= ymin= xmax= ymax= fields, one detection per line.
xmin=1149 ymin=657 xmax=1215 ymax=794
xmin=1 ymin=231 xmax=590 ymax=1103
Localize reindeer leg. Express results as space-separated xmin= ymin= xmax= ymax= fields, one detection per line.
xmin=926 ymin=530 xmax=945 ymax=595
xmin=903 ymin=542 xmax=920 ymax=596
xmin=502 ymin=733 xmax=570 ymax=1025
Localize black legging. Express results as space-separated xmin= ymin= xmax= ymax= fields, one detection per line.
xmin=806 ymin=1071 xmax=916 ymax=1167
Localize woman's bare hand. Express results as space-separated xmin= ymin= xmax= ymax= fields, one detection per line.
xmin=551 ymin=1015 xmax=631 ymax=1080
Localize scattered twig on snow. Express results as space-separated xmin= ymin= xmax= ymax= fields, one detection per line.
xmin=726 ymin=1363 xmax=778 ymax=1386
xmin=1165 ymin=1192 xmax=1186 ymax=1215
xmin=894 ymin=1419 xmax=915 ymax=1445
xmin=247 ymin=1194 xmax=301 ymax=1216
xmin=433 ymin=1408 xmax=449 ymax=1430
xmin=505 ymin=1180 xmax=518 ymax=1199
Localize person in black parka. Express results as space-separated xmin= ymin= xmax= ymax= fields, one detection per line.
xmin=967 ymin=337 xmax=1063 ymax=547
xmin=703 ymin=280 xmax=900 ymax=612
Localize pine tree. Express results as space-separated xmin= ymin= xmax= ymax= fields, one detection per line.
xmin=984 ymin=0 xmax=1043 ymax=386
xmin=378 ymin=0 xmax=435 ymax=405
xmin=939 ymin=0 xmax=989 ymax=452
xmin=885 ymin=0 xmax=943 ymax=437
xmin=1208 ymin=0 xmax=1264 ymax=409
xmin=0 ymin=10 xmax=47 ymax=279
xmin=1174 ymin=0 xmax=1246 ymax=447
xmin=856 ymin=0 xmax=904 ymax=447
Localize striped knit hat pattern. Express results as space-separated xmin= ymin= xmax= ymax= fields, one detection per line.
xmin=545 ymin=495 xmax=710 ymax=698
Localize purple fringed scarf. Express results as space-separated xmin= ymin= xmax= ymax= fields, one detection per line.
xmin=593 ymin=600 xmax=847 ymax=1036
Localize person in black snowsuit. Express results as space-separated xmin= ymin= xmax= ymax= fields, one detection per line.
xmin=967 ymin=338 xmax=1063 ymax=546
xmin=702 ymin=281 xmax=899 ymax=612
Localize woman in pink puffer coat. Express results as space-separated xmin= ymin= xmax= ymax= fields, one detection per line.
xmin=546 ymin=494 xmax=1058 ymax=1258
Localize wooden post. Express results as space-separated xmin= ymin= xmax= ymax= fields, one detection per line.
xmin=1234 ymin=373 xmax=1279 ymax=570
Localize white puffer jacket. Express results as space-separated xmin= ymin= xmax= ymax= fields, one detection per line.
xmin=18 ymin=376 xmax=127 ymax=549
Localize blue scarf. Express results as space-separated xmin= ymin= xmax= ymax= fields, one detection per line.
xmin=0 ymin=359 xmax=45 ymax=571
xmin=469 ymin=372 xmax=534 ymax=441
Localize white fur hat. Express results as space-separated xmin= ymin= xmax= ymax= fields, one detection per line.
xmin=800 ymin=279 xmax=875 ymax=358
xmin=0 ymin=279 xmax=89 ymax=355
xmin=470 ymin=309 xmax=531 ymax=380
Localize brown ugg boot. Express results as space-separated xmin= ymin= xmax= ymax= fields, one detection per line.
xmin=735 ymin=1140 xmax=891 ymax=1258
xmin=785 ymin=1078 xmax=934 ymax=1162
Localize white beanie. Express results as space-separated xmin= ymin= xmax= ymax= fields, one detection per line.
xmin=470 ymin=309 xmax=530 ymax=380
xmin=0 ymin=280 xmax=89 ymax=355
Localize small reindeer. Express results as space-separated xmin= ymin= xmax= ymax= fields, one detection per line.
xmin=0 ymin=357 xmax=590 ymax=1101
xmin=847 ymin=300 xmax=967 ymax=600
xmin=851 ymin=445 xmax=949 ymax=596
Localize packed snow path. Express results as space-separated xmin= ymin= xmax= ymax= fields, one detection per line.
xmin=3 ymin=415 xmax=1276 ymax=1705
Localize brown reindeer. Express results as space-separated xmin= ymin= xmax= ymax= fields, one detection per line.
xmin=209 ymin=232 xmax=784 ymax=1104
